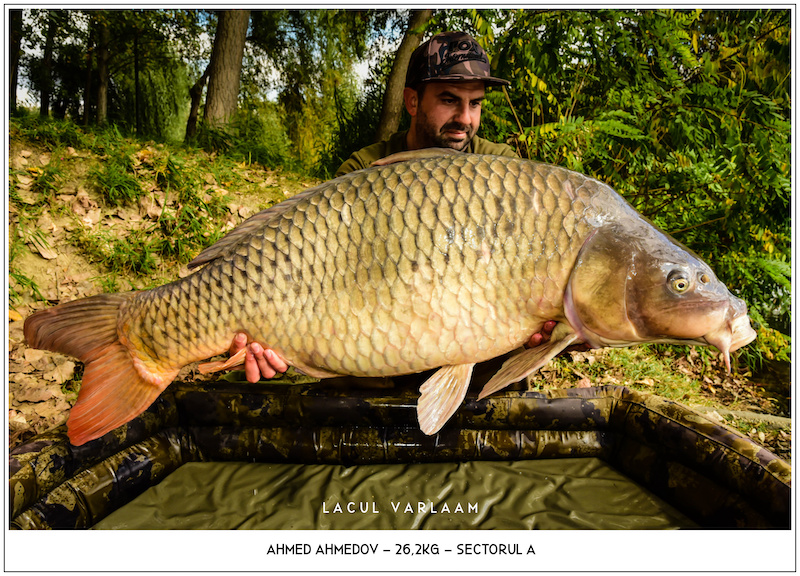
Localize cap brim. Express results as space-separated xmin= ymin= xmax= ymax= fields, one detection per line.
xmin=418 ymin=75 xmax=510 ymax=87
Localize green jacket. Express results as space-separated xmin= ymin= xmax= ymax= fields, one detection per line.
xmin=335 ymin=130 xmax=518 ymax=177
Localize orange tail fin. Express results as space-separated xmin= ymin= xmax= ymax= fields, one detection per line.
xmin=24 ymin=293 xmax=176 ymax=446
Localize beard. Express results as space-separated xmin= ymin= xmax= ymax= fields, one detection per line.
xmin=415 ymin=111 xmax=477 ymax=151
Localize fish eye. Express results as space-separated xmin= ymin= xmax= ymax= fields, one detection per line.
xmin=668 ymin=271 xmax=691 ymax=294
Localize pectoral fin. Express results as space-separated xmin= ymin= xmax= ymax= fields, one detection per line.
xmin=417 ymin=363 xmax=475 ymax=435
xmin=478 ymin=326 xmax=579 ymax=399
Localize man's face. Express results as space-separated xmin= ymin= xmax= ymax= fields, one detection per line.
xmin=406 ymin=81 xmax=486 ymax=151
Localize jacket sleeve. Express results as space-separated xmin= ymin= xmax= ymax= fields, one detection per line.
xmin=335 ymin=153 xmax=370 ymax=177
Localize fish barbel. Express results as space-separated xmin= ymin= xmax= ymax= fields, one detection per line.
xmin=24 ymin=149 xmax=756 ymax=445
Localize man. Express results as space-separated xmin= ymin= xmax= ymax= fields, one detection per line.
xmin=229 ymin=31 xmax=555 ymax=382
xmin=336 ymin=30 xmax=517 ymax=175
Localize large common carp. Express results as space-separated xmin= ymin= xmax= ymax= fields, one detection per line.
xmin=24 ymin=149 xmax=756 ymax=445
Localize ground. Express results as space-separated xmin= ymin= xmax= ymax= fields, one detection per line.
xmin=7 ymin=131 xmax=792 ymax=462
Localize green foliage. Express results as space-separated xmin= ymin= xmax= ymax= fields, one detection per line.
xmin=315 ymin=65 xmax=391 ymax=178
xmin=8 ymin=214 xmax=47 ymax=305
xmin=10 ymin=114 xmax=87 ymax=148
xmin=193 ymin=123 xmax=233 ymax=154
xmin=9 ymin=270 xmax=45 ymax=306
xmin=90 ymin=151 xmax=143 ymax=205
xmin=543 ymin=345 xmax=707 ymax=404
xmin=195 ymin=102 xmax=293 ymax=169
xmin=29 ymin=161 xmax=64 ymax=198
xmin=247 ymin=10 xmax=387 ymax=169
xmin=72 ymin=226 xmax=159 ymax=276
xmin=463 ymin=8 xmax=790 ymax=367
xmin=150 ymin=153 xmax=230 ymax=262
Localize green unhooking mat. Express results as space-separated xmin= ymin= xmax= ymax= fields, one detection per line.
xmin=9 ymin=382 xmax=791 ymax=529
xmin=94 ymin=459 xmax=694 ymax=530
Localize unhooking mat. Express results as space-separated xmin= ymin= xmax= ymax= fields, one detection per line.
xmin=9 ymin=383 xmax=791 ymax=529
xmin=94 ymin=459 xmax=695 ymax=530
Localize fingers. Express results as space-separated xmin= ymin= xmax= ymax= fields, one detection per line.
xmin=244 ymin=342 xmax=288 ymax=383
xmin=244 ymin=343 xmax=262 ymax=383
xmin=526 ymin=320 xmax=559 ymax=348
xmin=528 ymin=333 xmax=544 ymax=347
xmin=229 ymin=332 xmax=248 ymax=355
xmin=265 ymin=348 xmax=289 ymax=373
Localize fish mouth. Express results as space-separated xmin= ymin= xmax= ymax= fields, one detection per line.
xmin=703 ymin=314 xmax=757 ymax=372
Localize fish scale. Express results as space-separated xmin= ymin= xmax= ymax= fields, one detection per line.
xmin=24 ymin=150 xmax=756 ymax=445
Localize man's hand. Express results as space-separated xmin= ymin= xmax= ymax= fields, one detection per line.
xmin=525 ymin=320 xmax=591 ymax=352
xmin=526 ymin=320 xmax=558 ymax=348
xmin=229 ymin=333 xmax=289 ymax=383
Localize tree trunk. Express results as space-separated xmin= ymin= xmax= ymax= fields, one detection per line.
xmin=83 ymin=27 xmax=94 ymax=126
xmin=203 ymin=10 xmax=250 ymax=130
xmin=375 ymin=9 xmax=433 ymax=142
xmin=96 ymin=15 xmax=110 ymax=126
xmin=39 ymin=11 xmax=58 ymax=118
xmin=134 ymin=33 xmax=141 ymax=134
xmin=185 ymin=65 xmax=211 ymax=141
xmin=9 ymin=9 xmax=22 ymax=113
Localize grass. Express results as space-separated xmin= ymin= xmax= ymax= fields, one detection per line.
xmin=90 ymin=152 xmax=143 ymax=205
xmin=29 ymin=161 xmax=64 ymax=198
xmin=71 ymin=225 xmax=160 ymax=278
xmin=539 ymin=344 xmax=731 ymax=406
xmin=8 ymin=213 xmax=48 ymax=306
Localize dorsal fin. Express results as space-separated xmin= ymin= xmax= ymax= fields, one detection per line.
xmin=369 ymin=148 xmax=460 ymax=167
xmin=188 ymin=185 xmax=320 ymax=270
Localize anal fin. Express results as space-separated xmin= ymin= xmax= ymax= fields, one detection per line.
xmin=417 ymin=363 xmax=475 ymax=435
xmin=478 ymin=326 xmax=579 ymax=400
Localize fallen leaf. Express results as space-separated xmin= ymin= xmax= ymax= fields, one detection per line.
xmin=8 ymin=410 xmax=28 ymax=431
xmin=80 ymin=208 xmax=103 ymax=227
xmin=28 ymin=234 xmax=58 ymax=260
xmin=34 ymin=400 xmax=67 ymax=420
xmin=16 ymin=189 xmax=39 ymax=205
xmin=114 ymin=206 xmax=143 ymax=222
xmin=23 ymin=349 xmax=46 ymax=364
xmin=8 ymin=361 xmax=33 ymax=374
xmin=576 ymin=377 xmax=592 ymax=388
xmin=14 ymin=383 xmax=59 ymax=403
xmin=8 ymin=309 xmax=23 ymax=322
xmin=44 ymin=361 xmax=76 ymax=385
xmin=20 ymin=149 xmax=32 ymax=158
xmin=72 ymin=189 xmax=99 ymax=215
xmin=140 ymin=195 xmax=163 ymax=219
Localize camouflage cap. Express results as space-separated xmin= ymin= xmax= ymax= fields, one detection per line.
xmin=405 ymin=31 xmax=510 ymax=88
